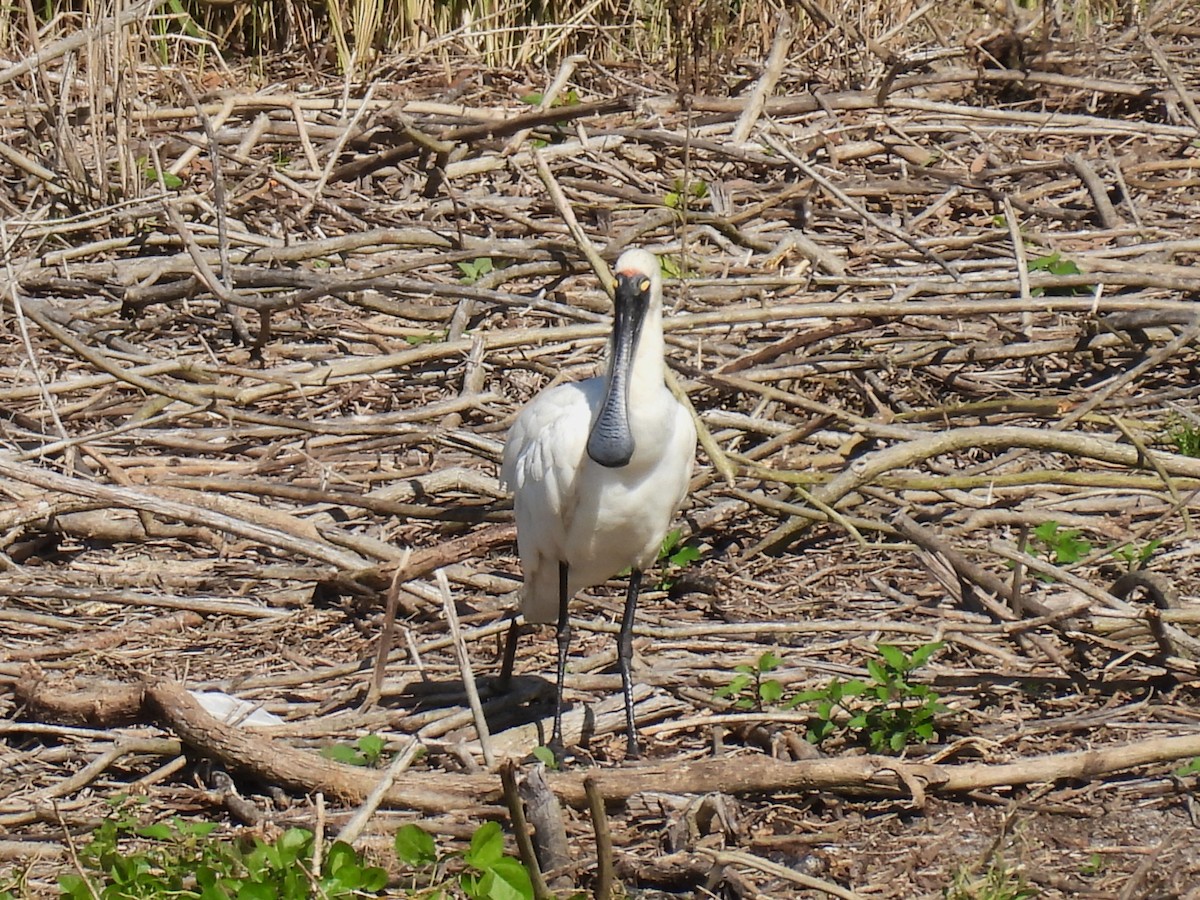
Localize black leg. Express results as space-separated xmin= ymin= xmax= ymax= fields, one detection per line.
xmin=497 ymin=617 xmax=520 ymax=691
xmin=550 ymin=561 xmax=571 ymax=753
xmin=619 ymin=569 xmax=642 ymax=758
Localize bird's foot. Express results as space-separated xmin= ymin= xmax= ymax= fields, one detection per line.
xmin=624 ymin=736 xmax=642 ymax=762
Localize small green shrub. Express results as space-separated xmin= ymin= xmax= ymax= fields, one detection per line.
xmin=663 ymin=179 xmax=708 ymax=209
xmin=714 ymin=644 xmax=950 ymax=754
xmin=945 ymin=856 xmax=1038 ymax=899
xmin=320 ymin=733 xmax=387 ymax=767
xmin=1028 ymin=251 xmax=1086 ymax=296
xmin=458 ymin=257 xmax=496 ymax=284
xmin=657 ymin=527 xmax=702 ymax=589
xmin=57 ymin=807 xmax=537 ymax=900
xmin=58 ymin=817 xmax=387 ymax=900
xmin=791 ymin=642 xmax=949 ymax=753
xmin=1028 ymin=521 xmax=1091 ymax=565
xmin=1168 ymin=418 xmax=1200 ymax=457
xmin=713 ymin=650 xmax=784 ymax=710
xmin=1020 ymin=521 xmax=1091 ymax=582
xmin=395 ymin=822 xmax=534 ymax=900
xmin=1109 ymin=538 xmax=1161 ymax=570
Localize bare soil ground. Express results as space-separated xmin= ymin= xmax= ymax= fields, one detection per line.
xmin=4 ymin=4 xmax=1200 ymax=897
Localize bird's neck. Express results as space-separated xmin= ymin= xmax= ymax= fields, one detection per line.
xmin=620 ymin=306 xmax=666 ymax=405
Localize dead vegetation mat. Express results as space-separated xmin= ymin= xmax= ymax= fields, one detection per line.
xmin=4 ymin=4 xmax=1200 ymax=898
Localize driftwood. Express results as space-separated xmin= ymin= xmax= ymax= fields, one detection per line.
xmin=18 ymin=676 xmax=1200 ymax=820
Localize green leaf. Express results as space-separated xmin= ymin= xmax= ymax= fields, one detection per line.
xmin=457 ymin=257 xmax=495 ymax=285
xmin=659 ymin=256 xmax=683 ymax=279
xmin=757 ymin=651 xmax=783 ymax=673
xmin=758 ymin=679 xmax=783 ymax=705
xmin=531 ymin=745 xmax=558 ymax=768
xmin=519 ymin=92 xmax=543 ymax=106
xmin=144 ymin=164 xmax=183 ymax=189
xmin=1033 ymin=520 xmax=1060 ymax=543
xmin=460 ymin=871 xmax=483 ymax=898
xmin=357 ymin=733 xmax=386 ymax=764
xmin=908 ymin=641 xmax=943 ymax=668
xmin=324 ymin=841 xmax=358 ymax=876
xmin=395 ymin=823 xmax=437 ymax=867
xmin=840 ymin=679 xmax=868 ymax=697
xmin=321 ymin=743 xmax=365 ymax=766
xmin=889 ymin=730 xmax=908 ymax=752
xmin=716 ymin=673 xmax=752 ymax=698
xmin=669 ymin=544 xmax=701 ymax=566
xmin=482 ymin=857 xmax=534 ymax=900
xmin=359 ymin=866 xmax=388 ymax=892
xmin=1028 ymin=251 xmax=1080 ymax=276
xmin=866 ymin=659 xmax=888 ymax=684
xmin=404 ymin=331 xmax=446 ymax=346
xmin=659 ymin=528 xmax=682 ymax=555
xmin=1175 ymin=756 xmax=1200 ymax=777
xmin=465 ymin=821 xmax=505 ymax=870
xmin=137 ymin=822 xmax=175 ymax=840
xmin=876 ymin=644 xmax=906 ymax=672
xmin=57 ymin=874 xmax=93 ymax=900
xmin=276 ymin=828 xmax=312 ymax=863
xmin=177 ymin=819 xmax=220 ymax=837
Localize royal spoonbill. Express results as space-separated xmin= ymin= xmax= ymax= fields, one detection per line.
xmin=500 ymin=247 xmax=697 ymax=757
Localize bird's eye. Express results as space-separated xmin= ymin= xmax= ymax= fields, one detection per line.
xmin=638 ymin=278 xmax=651 ymax=293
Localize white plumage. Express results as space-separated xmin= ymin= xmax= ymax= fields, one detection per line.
xmin=500 ymin=247 xmax=696 ymax=755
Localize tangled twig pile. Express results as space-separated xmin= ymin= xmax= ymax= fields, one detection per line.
xmin=4 ymin=2 xmax=1200 ymax=896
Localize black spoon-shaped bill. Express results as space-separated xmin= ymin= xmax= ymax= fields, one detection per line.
xmin=586 ymin=273 xmax=649 ymax=469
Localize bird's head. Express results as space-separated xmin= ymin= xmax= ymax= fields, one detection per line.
xmin=612 ymin=248 xmax=662 ymax=311
xmin=585 ymin=248 xmax=664 ymax=469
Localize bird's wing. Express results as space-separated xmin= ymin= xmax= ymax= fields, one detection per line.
xmin=501 ymin=381 xmax=591 ymax=508
xmin=501 ymin=382 xmax=595 ymax=622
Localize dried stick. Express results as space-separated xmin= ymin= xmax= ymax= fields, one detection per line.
xmin=1143 ymin=32 xmax=1200 ymax=136
xmin=516 ymin=765 xmax=571 ymax=888
xmin=363 ymin=552 xmax=411 ymax=711
xmin=335 ymin=738 xmax=423 ymax=846
xmin=499 ymin=761 xmax=555 ymax=900
xmin=585 ymin=774 xmax=615 ymax=900
xmin=754 ymin=424 xmax=1200 ymax=553
xmin=502 ymin=55 xmax=586 ymax=155
xmin=438 ymin=568 xmax=495 ymax=768
xmin=699 ymin=847 xmax=862 ymax=900
xmin=531 ymin=148 xmax=612 ymax=290
xmin=31 ymin=680 xmax=1200 ymax=813
xmin=0 ymin=0 xmax=169 ymax=86
xmin=761 ymin=133 xmax=960 ymax=280
xmin=732 ymin=10 xmax=793 ymax=143
xmin=31 ymin=737 xmax=183 ymax=800
xmin=1066 ymin=153 xmax=1123 ymax=229
xmin=0 ymin=456 xmax=369 ymax=571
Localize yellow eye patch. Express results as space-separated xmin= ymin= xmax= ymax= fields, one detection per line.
xmin=638 ymin=278 xmax=651 ymax=292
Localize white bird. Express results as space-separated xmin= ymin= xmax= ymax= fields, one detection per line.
xmin=500 ymin=247 xmax=697 ymax=757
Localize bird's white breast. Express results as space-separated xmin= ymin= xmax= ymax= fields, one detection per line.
xmin=502 ymin=377 xmax=696 ymax=623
